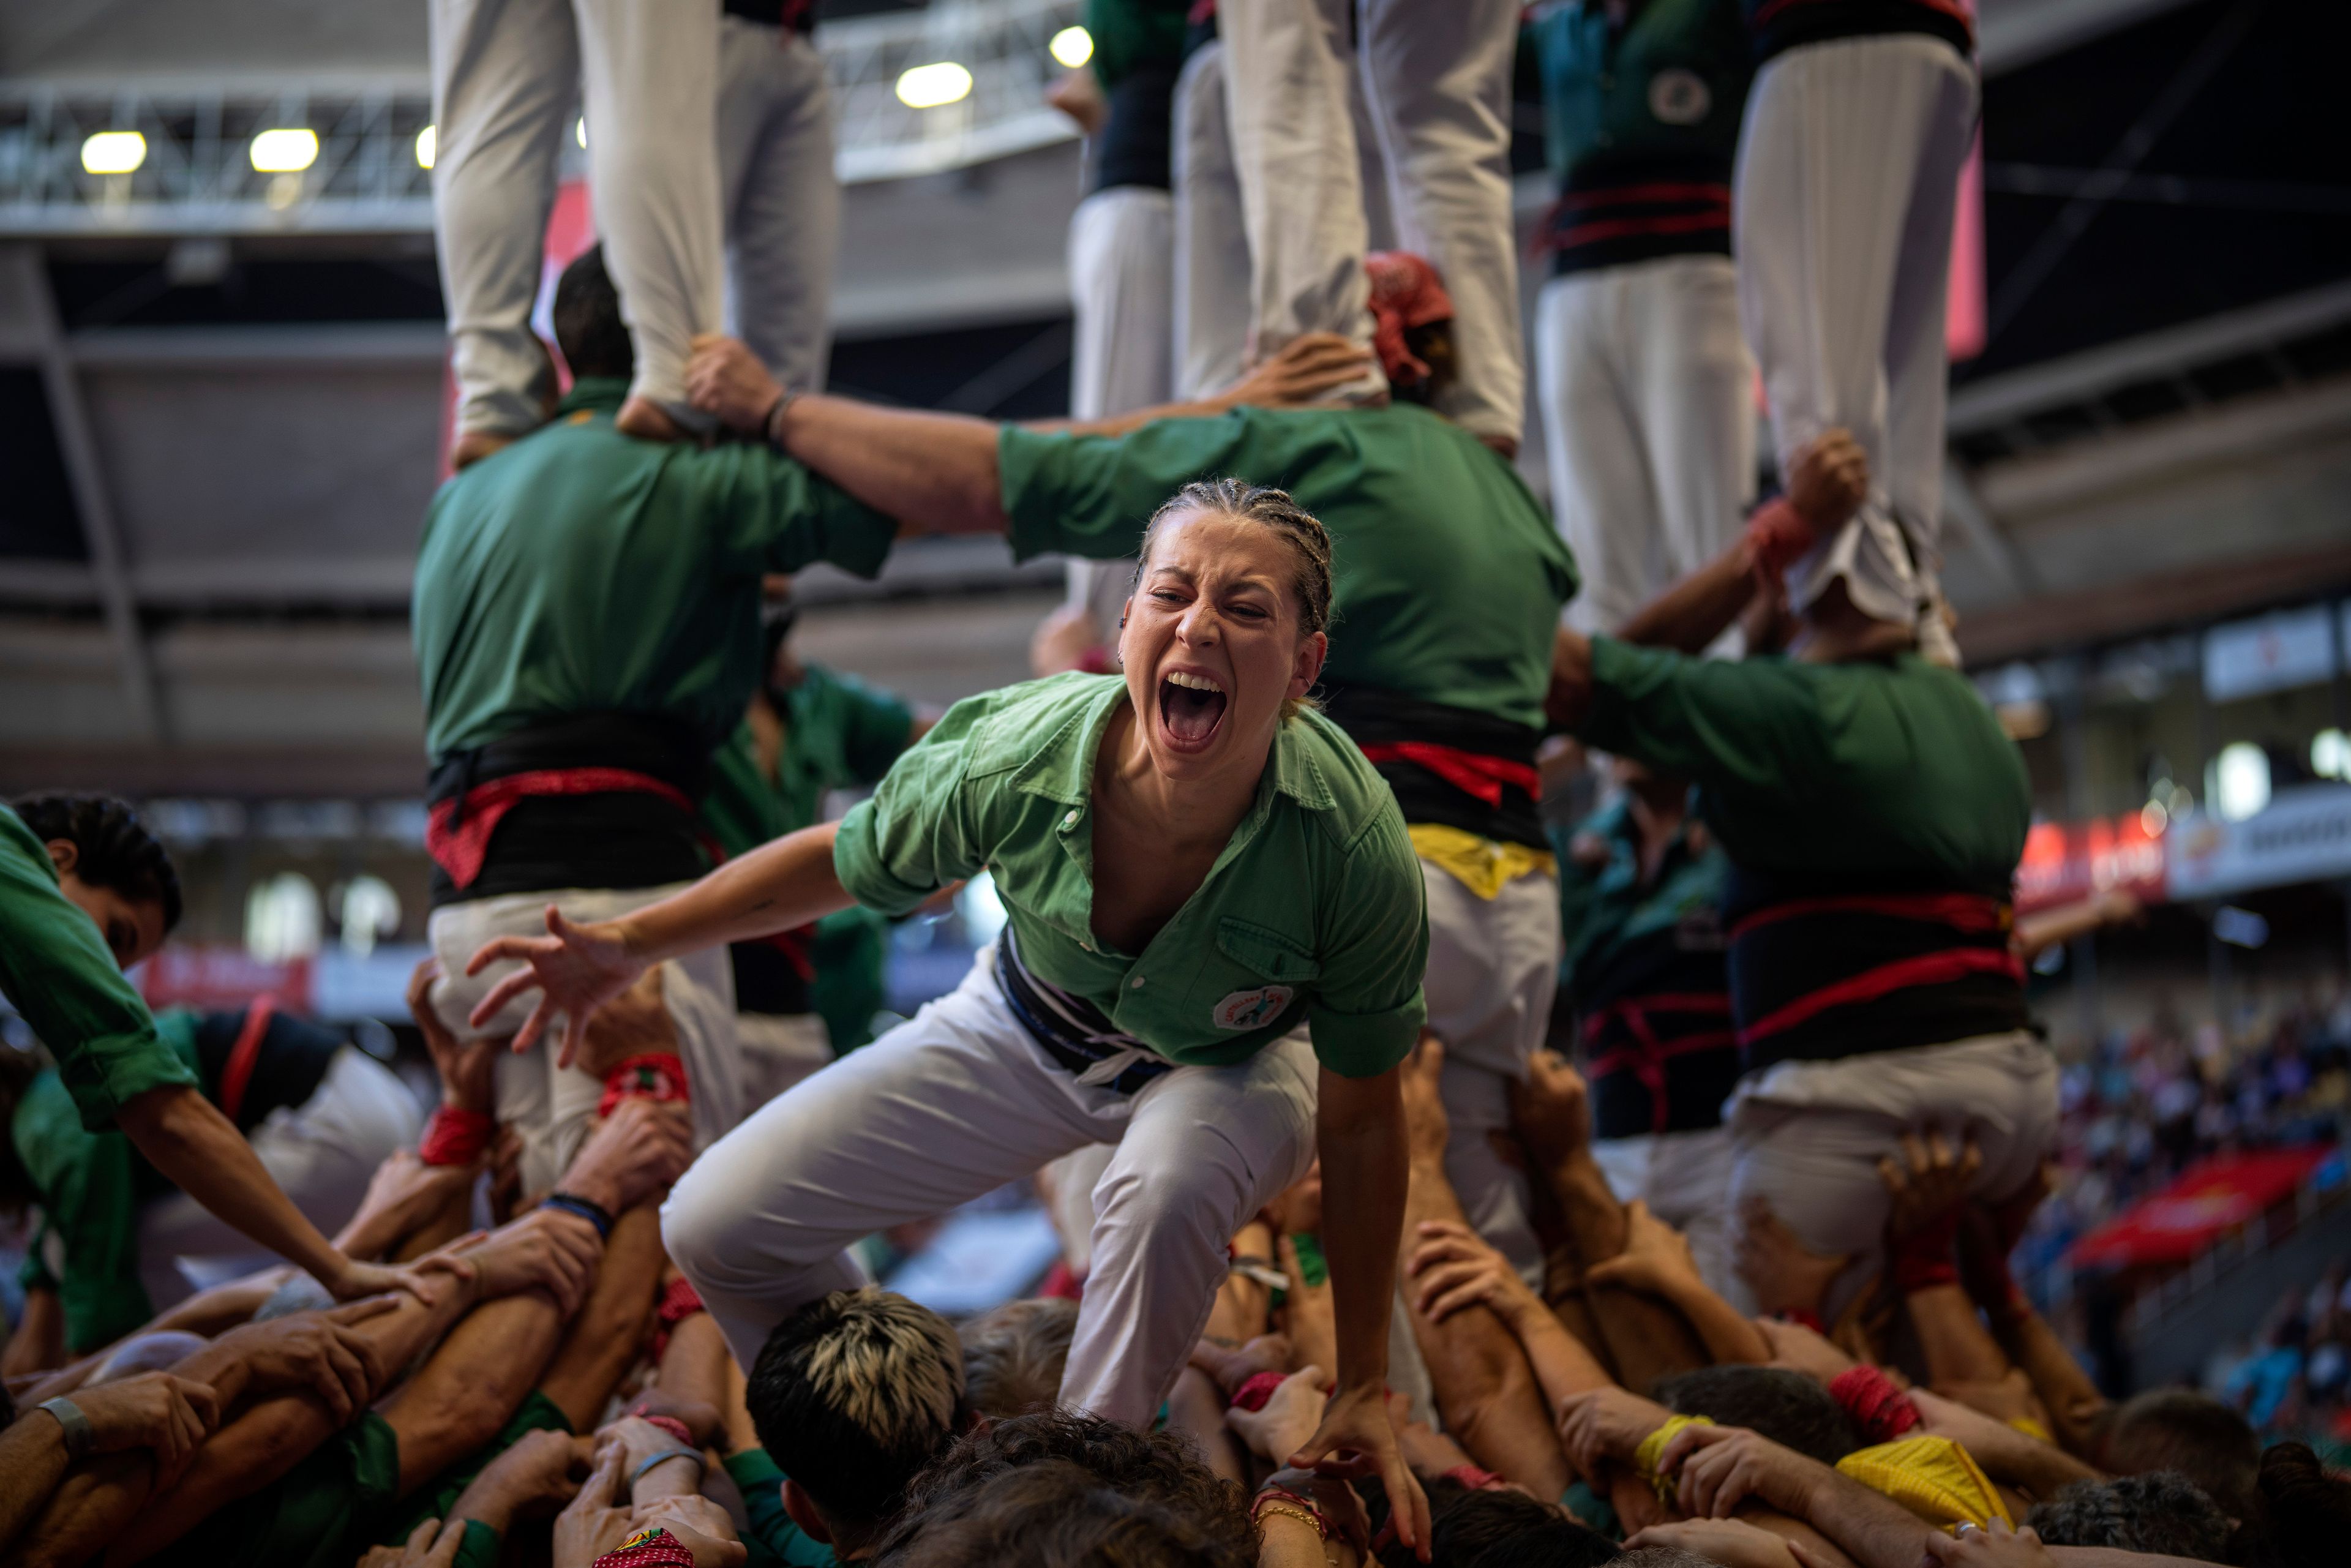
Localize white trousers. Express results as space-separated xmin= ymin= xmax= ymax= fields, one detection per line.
xmin=427 ymin=882 xmax=743 ymax=1198
xmin=1063 ymin=183 xmax=1176 ymax=629
xmin=1420 ymin=861 xmax=1559 ymax=1285
xmin=1734 ymin=34 xmax=1976 ymax=649
xmin=718 ymin=18 xmax=838 ymax=393
xmin=1173 ymin=40 xmax=1253 ymax=402
xmin=1217 ymin=0 xmax=1524 ymax=440
xmin=1535 ymin=257 xmax=1756 ymax=636
xmin=1725 ymin=1029 xmax=2058 ymax=1319
xmin=139 ymin=1047 xmax=424 ymax=1305
xmin=428 ymin=0 xmax=723 ymax=435
xmin=735 ymin=1010 xmax=836 ymax=1111
xmin=1591 ymin=1126 xmax=1736 ymax=1295
xmin=662 ymin=949 xmax=1318 ymax=1425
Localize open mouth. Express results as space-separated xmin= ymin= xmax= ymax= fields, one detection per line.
xmin=1158 ymin=669 xmax=1229 ymax=749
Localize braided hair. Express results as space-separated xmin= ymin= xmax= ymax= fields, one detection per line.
xmin=12 ymin=793 xmax=182 ymax=935
xmin=1130 ymin=478 xmax=1334 ymax=722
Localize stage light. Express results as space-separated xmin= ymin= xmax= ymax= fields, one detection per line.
xmin=576 ymin=117 xmax=587 ymax=149
xmin=416 ymin=124 xmax=436 ymax=170
xmin=249 ymin=127 xmax=318 ymax=173
xmin=81 ymin=130 xmax=146 ymax=176
xmin=2213 ymin=741 xmax=2270 ymax=823
xmin=1051 ymin=26 xmax=1093 ymax=68
xmin=897 ymin=62 xmax=973 ymax=109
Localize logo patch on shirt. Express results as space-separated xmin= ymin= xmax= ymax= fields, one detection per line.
xmin=1648 ymin=68 xmax=1711 ymax=125
xmin=1212 ymin=985 xmax=1294 ymax=1031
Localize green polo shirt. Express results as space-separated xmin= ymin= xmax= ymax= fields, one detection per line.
xmin=996 ymin=405 xmax=1578 ymax=733
xmin=1086 ymin=0 xmax=1190 ymax=93
xmin=1554 ymin=795 xmax=1730 ymax=997
xmin=726 ymin=1448 xmax=842 ymax=1568
xmin=0 ymin=805 xmax=198 ymax=1132
xmin=1575 ymin=640 xmax=2031 ymax=895
xmin=1529 ymin=0 xmax=1750 ymax=189
xmin=413 ymin=379 xmax=901 ymax=761
xmin=834 ymin=673 xmax=1428 ymax=1078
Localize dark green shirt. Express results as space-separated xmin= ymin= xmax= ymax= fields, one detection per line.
xmin=0 ymin=805 xmax=197 ymax=1131
xmin=1577 ymin=640 xmax=2031 ymax=896
xmin=726 ymin=1448 xmax=842 ymax=1568
xmin=834 ymin=673 xmax=1428 ymax=1078
xmin=413 ymin=379 xmax=901 ymax=760
xmin=1554 ymin=795 xmax=1730 ymax=999
xmin=1529 ymin=0 xmax=1752 ymax=187
xmin=1085 ymin=0 xmax=1190 ymax=92
xmin=997 ymin=405 xmax=1578 ymax=733
xmin=703 ymin=666 xmax=920 ymax=860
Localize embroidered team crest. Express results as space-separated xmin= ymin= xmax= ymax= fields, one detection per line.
xmin=1213 ymin=985 xmax=1294 ymax=1031
xmin=1648 ymin=68 xmax=1711 ymax=125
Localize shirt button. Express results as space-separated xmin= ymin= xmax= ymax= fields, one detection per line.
xmin=1062 ymin=809 xmax=1080 ymax=828
xmin=1130 ymin=975 xmax=1146 ymax=989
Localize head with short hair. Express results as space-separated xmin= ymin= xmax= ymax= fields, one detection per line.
xmin=959 ymin=1296 xmax=1078 ymax=1418
xmin=877 ymin=1408 xmax=1254 ymax=1566
xmin=12 ymin=794 xmax=181 ymax=969
xmin=879 ymin=1458 xmax=1245 ymax=1568
xmin=552 ymin=244 xmax=632 ymax=382
xmin=1371 ymin=1477 xmax=1622 ymax=1568
xmin=1655 ymin=1367 xmax=1861 ymax=1466
xmin=745 ymin=1289 xmax=970 ymax=1545
xmin=2025 ymin=1472 xmax=2233 ymax=1562
xmin=2095 ymin=1389 xmax=2262 ymax=1523
xmin=2259 ymin=1441 xmax=2351 ymax=1568
xmin=1122 ymin=479 xmax=1333 ymax=768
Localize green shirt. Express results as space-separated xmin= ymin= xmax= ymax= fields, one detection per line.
xmin=726 ymin=1448 xmax=842 ymax=1568
xmin=1577 ymin=640 xmax=2031 ymax=896
xmin=834 ymin=673 xmax=1428 ymax=1078
xmin=1553 ymin=795 xmax=1729 ymax=999
xmin=703 ymin=666 xmax=920 ymax=860
xmin=1085 ymin=0 xmax=1191 ymax=92
xmin=413 ymin=379 xmax=901 ymax=760
xmin=0 ymin=805 xmax=197 ymax=1130
xmin=997 ymin=405 xmax=1578 ymax=732
xmin=178 ymin=1409 xmax=404 ymax=1568
xmin=1528 ymin=0 xmax=1752 ymax=187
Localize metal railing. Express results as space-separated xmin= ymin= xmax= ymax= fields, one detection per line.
xmin=0 ymin=0 xmax=1082 ymax=236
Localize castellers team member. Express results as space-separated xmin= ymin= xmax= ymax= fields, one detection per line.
xmin=467 ymin=483 xmax=1437 ymax=1553
xmin=685 ymin=253 xmax=1578 ymax=1283
xmin=1547 ymin=435 xmax=2054 ymax=1317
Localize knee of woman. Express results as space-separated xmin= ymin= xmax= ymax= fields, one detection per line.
xmin=1092 ymin=1156 xmax=1244 ymax=1252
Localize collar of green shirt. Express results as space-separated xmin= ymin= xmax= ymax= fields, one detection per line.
xmin=554 ymin=376 xmax=629 ymax=418
xmin=1007 ymin=676 xmax=1341 ymax=841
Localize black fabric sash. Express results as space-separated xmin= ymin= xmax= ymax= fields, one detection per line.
xmin=994 ymin=929 xmax=1173 ymax=1096
xmin=1320 ymin=685 xmax=1548 ymax=849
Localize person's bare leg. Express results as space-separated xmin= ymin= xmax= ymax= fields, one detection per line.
xmin=1510 ymin=1051 xmax=1706 ymax=1387
xmin=1166 ymin=1365 xmax=1250 ymax=1483
xmin=1400 ymin=1041 xmax=1571 ymax=1499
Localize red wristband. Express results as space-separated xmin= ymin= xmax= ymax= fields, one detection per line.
xmin=648 ymin=1276 xmax=708 ymax=1361
xmin=419 ymin=1105 xmax=493 ymax=1166
xmin=1830 ymin=1365 xmax=1921 ymax=1443
xmin=1745 ymin=493 xmax=1817 ymax=578
xmin=598 ymin=1054 xmax=691 ymax=1120
xmin=641 ymin=1414 xmax=695 ymax=1447
xmin=1231 ymin=1370 xmax=1287 ymax=1413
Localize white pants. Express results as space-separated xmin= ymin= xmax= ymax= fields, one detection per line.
xmin=718 ymin=18 xmax=838 ymax=393
xmin=427 ymin=882 xmax=743 ymax=1198
xmin=1591 ymin=1126 xmax=1736 ymax=1295
xmin=1173 ymin=40 xmax=1253 ymax=402
xmin=139 ymin=1047 xmax=423 ymax=1306
xmin=1420 ymin=860 xmax=1559 ymax=1285
xmin=736 ymin=1010 xmax=836 ymax=1111
xmin=1217 ymin=0 xmax=1523 ymax=440
xmin=1063 ymin=182 xmax=1176 ymax=628
xmin=1725 ymin=1029 xmax=2058 ymax=1319
xmin=1734 ymin=34 xmax=1976 ymax=651
xmin=1535 ymin=257 xmax=1756 ymax=636
xmin=428 ymin=0 xmax=723 ymax=435
xmin=662 ymin=949 xmax=1318 ymax=1425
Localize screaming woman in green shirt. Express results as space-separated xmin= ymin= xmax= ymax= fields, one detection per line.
xmin=465 ymin=481 xmax=1438 ymax=1552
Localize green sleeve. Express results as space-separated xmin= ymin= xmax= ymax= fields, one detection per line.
xmin=996 ymin=412 xmax=1298 ymax=563
xmin=822 ymin=672 xmax=918 ymax=789
xmin=724 ymin=1449 xmax=841 ymax=1568
xmin=697 ymin=442 xmax=902 ymax=580
xmin=1577 ymin=637 xmax=1828 ymax=797
xmin=830 ymin=692 xmax=997 ymax=918
xmin=450 ymin=1520 xmax=504 ymax=1568
xmin=1304 ymin=805 xmax=1430 ymax=1079
xmin=15 ymin=1076 xmax=156 ymax=1352
xmin=703 ymin=722 xmax=792 ymax=862
xmin=0 ymin=808 xmax=197 ymax=1131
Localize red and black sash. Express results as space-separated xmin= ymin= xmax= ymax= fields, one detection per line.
xmin=1577 ymin=932 xmax=1741 ymax=1140
xmin=1536 ymin=161 xmax=1733 ymax=278
xmin=1322 ymin=687 xmax=1548 ymax=850
xmin=426 ymin=713 xmax=716 ymax=909
xmin=1727 ymin=872 xmax=2027 ymax=1072
xmin=1744 ymin=0 xmax=1974 ymax=66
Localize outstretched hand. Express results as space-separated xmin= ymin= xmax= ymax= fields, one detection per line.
xmin=465 ymin=905 xmax=647 ymax=1068
xmin=1286 ymin=1382 xmax=1430 ymax=1563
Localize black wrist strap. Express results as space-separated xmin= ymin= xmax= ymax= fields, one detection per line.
xmin=764 ymin=388 xmax=800 ymax=449
xmin=541 ymin=1192 xmax=614 ymax=1240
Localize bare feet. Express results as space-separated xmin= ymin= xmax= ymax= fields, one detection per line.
xmin=1509 ymin=1049 xmax=1593 ymax=1182
xmin=615 ymin=396 xmax=686 ymax=443
xmin=1188 ymin=1332 xmax=1292 ymax=1396
xmin=451 ymin=429 xmax=516 ymax=470
xmin=1400 ymin=1034 xmax=1451 ymax=1167
xmin=1734 ymin=1196 xmax=1851 ymax=1321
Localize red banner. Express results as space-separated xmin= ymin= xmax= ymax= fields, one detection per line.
xmin=2069 ymin=1147 xmax=2332 ymax=1270
xmin=138 ymin=946 xmax=312 ymax=1014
